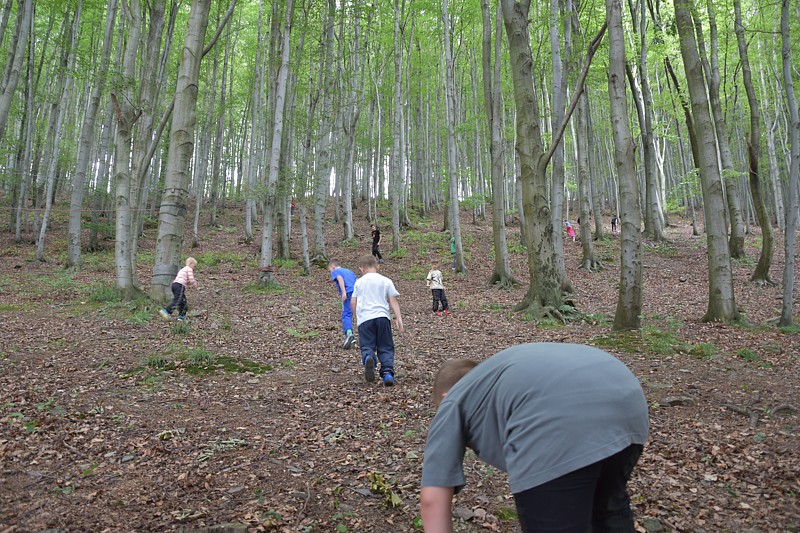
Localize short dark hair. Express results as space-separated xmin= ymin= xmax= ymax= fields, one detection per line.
xmin=432 ymin=359 xmax=478 ymax=408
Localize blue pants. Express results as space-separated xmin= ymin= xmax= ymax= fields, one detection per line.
xmin=513 ymin=444 xmax=643 ymax=533
xmin=357 ymin=317 xmax=394 ymax=377
xmin=341 ymin=292 xmax=353 ymax=334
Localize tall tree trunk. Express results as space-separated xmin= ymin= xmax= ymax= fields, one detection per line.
xmin=68 ymin=0 xmax=118 ymax=268
xmin=675 ymin=0 xmax=739 ymax=322
xmin=704 ymin=0 xmax=745 ymax=258
xmin=608 ymin=0 xmax=642 ymax=330
xmin=152 ymin=0 xmax=212 ymax=302
xmin=482 ymin=0 xmax=513 ymax=287
xmin=258 ymin=0 xmax=294 ymax=285
xmin=0 ymin=0 xmax=32 ymax=143
xmin=244 ymin=0 xmax=264 ymax=241
xmin=733 ymin=0 xmax=774 ymax=286
xmin=501 ymin=0 xmax=562 ymax=318
xmin=37 ymin=3 xmax=80 ymax=262
xmin=390 ymin=0 xmax=405 ymax=252
xmin=779 ymin=0 xmax=798 ymax=327
xmin=576 ymin=89 xmax=602 ymax=271
xmin=443 ymin=0 xmax=464 ymax=273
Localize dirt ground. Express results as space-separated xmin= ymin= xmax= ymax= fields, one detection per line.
xmin=0 ymin=205 xmax=798 ymax=532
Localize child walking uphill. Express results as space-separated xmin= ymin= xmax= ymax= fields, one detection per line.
xmin=160 ymin=257 xmax=198 ymax=322
xmin=426 ymin=260 xmax=450 ymax=315
xmin=328 ymin=260 xmax=357 ymax=349
xmin=351 ymin=255 xmax=404 ymax=386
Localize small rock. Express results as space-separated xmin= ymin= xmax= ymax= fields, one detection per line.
xmin=338 ymin=504 xmax=354 ymax=512
xmin=353 ymin=487 xmax=373 ymax=497
xmin=121 ymin=454 xmax=135 ymax=463
xmin=662 ymin=396 xmax=694 ymax=407
xmin=247 ymin=379 xmax=260 ymax=384
xmin=453 ymin=507 xmax=474 ymax=521
xmin=641 ymin=517 xmax=667 ymax=532
xmin=227 ymin=486 xmax=245 ymax=494
xmin=290 ymin=306 xmax=302 ymax=313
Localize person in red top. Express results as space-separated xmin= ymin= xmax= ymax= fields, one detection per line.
xmin=159 ymin=257 xmax=198 ymax=322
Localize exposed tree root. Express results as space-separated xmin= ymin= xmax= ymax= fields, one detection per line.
xmin=579 ymin=258 xmax=605 ymax=272
xmin=749 ymin=276 xmax=777 ymax=287
xmin=488 ymin=272 xmax=520 ymax=289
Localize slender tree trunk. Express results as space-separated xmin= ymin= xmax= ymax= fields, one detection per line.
xmin=443 ymin=0 xmax=464 ymax=274
xmin=779 ymin=0 xmax=798 ymax=327
xmin=733 ymin=0 xmax=774 ymax=286
xmin=608 ymin=0 xmax=642 ymax=330
xmin=576 ymin=89 xmax=601 ymax=271
xmin=0 ymin=0 xmax=32 ymax=143
xmin=675 ymin=0 xmax=739 ymax=322
xmin=68 ymin=0 xmax=117 ymax=268
xmin=482 ymin=0 xmax=513 ymax=287
xmin=258 ymin=0 xmax=294 ymax=285
xmin=703 ymin=0 xmax=745 ymax=258
xmin=152 ymin=0 xmax=212 ymax=302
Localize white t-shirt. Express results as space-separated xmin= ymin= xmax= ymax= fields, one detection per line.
xmin=352 ymin=272 xmax=400 ymax=326
xmin=426 ymin=269 xmax=444 ymax=290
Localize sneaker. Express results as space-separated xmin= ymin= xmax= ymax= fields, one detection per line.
xmin=343 ymin=333 xmax=356 ymax=350
xmin=379 ymin=259 xmax=384 ymax=264
xmin=177 ymin=315 xmax=188 ymax=322
xmin=364 ymin=356 xmax=376 ymax=383
xmin=443 ymin=309 xmax=450 ymax=315
xmin=435 ymin=311 xmax=442 ymax=316
xmin=383 ymin=373 xmax=395 ymax=387
xmin=159 ymin=309 xmax=171 ymax=321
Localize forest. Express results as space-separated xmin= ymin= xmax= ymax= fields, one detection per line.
xmin=0 ymin=0 xmax=798 ymax=531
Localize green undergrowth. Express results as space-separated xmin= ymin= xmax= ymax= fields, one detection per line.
xmin=194 ymin=250 xmax=245 ymax=267
xmin=591 ymin=315 xmax=719 ymax=358
xmin=130 ymin=343 xmax=273 ymax=379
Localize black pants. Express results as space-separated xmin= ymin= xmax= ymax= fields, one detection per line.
xmin=371 ymin=243 xmax=382 ymax=260
xmin=514 ymin=444 xmax=643 ymax=533
xmin=165 ymin=282 xmax=187 ymax=316
xmin=431 ymin=289 xmax=448 ymax=312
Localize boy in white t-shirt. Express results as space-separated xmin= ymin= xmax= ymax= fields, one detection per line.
xmin=351 ymin=255 xmax=404 ymax=386
xmin=425 ymin=260 xmax=450 ymax=315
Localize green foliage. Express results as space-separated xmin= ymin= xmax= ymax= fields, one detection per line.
xmin=647 ymin=242 xmax=678 ymax=257
xmin=89 ymin=283 xmax=122 ymax=303
xmin=388 ymin=248 xmax=407 ymax=259
xmin=81 ymin=250 xmax=115 ymax=271
xmin=273 ymin=257 xmax=299 ymax=269
xmin=44 ymin=272 xmax=77 ymax=292
xmin=368 ymin=471 xmax=403 ymax=508
xmin=496 ymin=507 xmax=519 ymax=521
xmin=688 ymin=342 xmax=718 ymax=359
xmin=145 ymin=353 xmax=170 ymax=369
xmin=401 ymin=265 xmax=426 ymax=281
xmin=242 ymin=281 xmax=286 ymax=294
xmin=287 ymin=321 xmax=319 ymax=339
xmin=186 ymin=347 xmax=215 ymax=365
xmin=508 ymin=243 xmax=526 ymax=254
xmin=171 ymin=320 xmax=191 ymax=335
xmin=195 ymin=251 xmax=243 ymax=267
xmin=779 ymin=324 xmax=800 ymax=335
xmin=736 ymin=348 xmax=761 ymax=363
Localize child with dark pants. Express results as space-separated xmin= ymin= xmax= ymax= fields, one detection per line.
xmin=421 ymin=343 xmax=649 ymax=533
xmin=351 ymin=255 xmax=404 ymax=386
xmin=425 ymin=260 xmax=449 ymax=315
xmin=160 ymin=257 xmax=198 ymax=322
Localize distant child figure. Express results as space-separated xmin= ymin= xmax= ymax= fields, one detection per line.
xmin=565 ymin=221 xmax=576 ymax=242
xmin=351 ymin=255 xmax=404 ymax=386
xmin=611 ymin=215 xmax=618 ymax=234
xmin=449 ymin=233 xmax=456 ymax=271
xmin=370 ymin=224 xmax=384 ymax=263
xmin=160 ymin=257 xmax=198 ymax=322
xmin=426 ymin=260 xmax=450 ymax=316
xmin=328 ymin=260 xmax=357 ymax=349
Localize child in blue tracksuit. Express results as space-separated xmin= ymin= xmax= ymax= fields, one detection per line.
xmin=328 ymin=260 xmax=357 ymax=349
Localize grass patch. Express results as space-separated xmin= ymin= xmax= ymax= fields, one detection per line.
xmin=402 ymin=265 xmax=427 ymax=281
xmin=43 ymin=272 xmax=77 ymax=292
xmin=87 ymin=283 xmax=121 ymax=303
xmin=242 ymin=281 xmax=286 ymax=294
xmin=688 ymin=342 xmax=718 ymax=358
xmin=733 ymin=255 xmax=757 ymax=268
xmin=592 ymin=326 xmax=687 ymax=355
xmin=133 ymin=344 xmax=273 ymax=379
xmin=171 ymin=321 xmax=191 ymax=335
xmin=405 ymin=230 xmax=446 ymax=245
xmin=194 ymin=251 xmax=243 ymax=267
xmin=508 ymin=243 xmax=526 ymax=254
xmin=779 ymin=324 xmax=800 ymax=335
xmin=288 ymin=321 xmax=319 ymax=339
xmin=736 ymin=348 xmax=761 ymax=363
xmin=273 ymin=257 xmax=299 ymax=270
xmin=81 ymin=250 xmax=115 ymax=271
xmin=647 ymin=242 xmax=677 ymax=257
xmin=388 ymin=248 xmax=407 ymax=259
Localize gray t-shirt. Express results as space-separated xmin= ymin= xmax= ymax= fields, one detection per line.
xmin=421 ymin=343 xmax=649 ymax=494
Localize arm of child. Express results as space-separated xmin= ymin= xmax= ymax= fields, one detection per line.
xmin=388 ymin=295 xmax=403 ymax=333
xmin=420 ymin=486 xmax=455 ymax=533
xmin=350 ymin=295 xmax=357 ymax=325
xmin=336 ymin=275 xmax=347 ymax=302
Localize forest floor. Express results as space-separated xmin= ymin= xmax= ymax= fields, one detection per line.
xmin=0 ymin=204 xmax=798 ymax=533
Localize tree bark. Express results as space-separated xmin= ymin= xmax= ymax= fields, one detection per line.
xmin=779 ymin=0 xmax=798 ymax=327
xmin=733 ymin=0 xmax=774 ymax=286
xmin=674 ymin=0 xmax=739 ymax=322
xmin=0 ymin=0 xmax=32 ymax=143
xmin=152 ymin=0 xmax=212 ymax=302
xmin=608 ymin=0 xmax=642 ymax=330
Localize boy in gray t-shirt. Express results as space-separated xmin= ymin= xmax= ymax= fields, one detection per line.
xmin=420 ymin=343 xmax=649 ymax=532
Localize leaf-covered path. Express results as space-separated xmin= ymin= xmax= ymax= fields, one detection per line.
xmin=1 ymin=208 xmax=798 ymax=532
